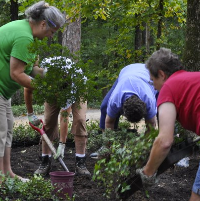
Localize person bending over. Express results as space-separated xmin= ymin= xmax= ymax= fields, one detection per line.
xmin=90 ymin=63 xmax=158 ymax=159
xmin=0 ymin=1 xmax=64 ymax=183
xmin=136 ymin=47 xmax=200 ymax=201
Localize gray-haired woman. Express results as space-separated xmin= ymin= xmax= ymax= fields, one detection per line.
xmin=0 ymin=1 xmax=65 ymax=183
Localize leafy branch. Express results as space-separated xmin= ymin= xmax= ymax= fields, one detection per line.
xmin=92 ymin=128 xmax=158 ymax=198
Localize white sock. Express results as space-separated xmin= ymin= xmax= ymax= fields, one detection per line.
xmin=76 ymin=153 xmax=85 ymax=157
xmin=42 ymin=154 xmax=52 ymax=157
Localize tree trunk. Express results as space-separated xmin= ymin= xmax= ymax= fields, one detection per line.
xmin=146 ymin=23 xmax=150 ymax=55
xmin=62 ymin=17 xmax=81 ymax=55
xmin=134 ymin=13 xmax=142 ymax=63
xmin=10 ymin=0 xmax=18 ymax=21
xmin=183 ymin=0 xmax=200 ymax=71
xmin=135 ymin=25 xmax=141 ymax=52
xmin=156 ymin=0 xmax=163 ymax=50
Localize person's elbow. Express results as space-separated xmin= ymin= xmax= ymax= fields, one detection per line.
xmin=24 ymin=87 xmax=33 ymax=94
xmin=10 ymin=71 xmax=19 ymax=82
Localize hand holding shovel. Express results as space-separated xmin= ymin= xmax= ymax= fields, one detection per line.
xmin=29 ymin=119 xmax=69 ymax=172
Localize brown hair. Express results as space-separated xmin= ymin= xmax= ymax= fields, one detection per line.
xmin=123 ymin=95 xmax=147 ymax=123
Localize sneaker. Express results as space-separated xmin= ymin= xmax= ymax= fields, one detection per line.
xmin=34 ymin=155 xmax=52 ymax=176
xmin=90 ymin=146 xmax=106 ymax=159
xmin=75 ymin=156 xmax=91 ymax=176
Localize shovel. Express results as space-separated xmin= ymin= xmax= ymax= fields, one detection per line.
xmin=29 ymin=119 xmax=69 ymax=172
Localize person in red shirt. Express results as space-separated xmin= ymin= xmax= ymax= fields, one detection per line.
xmin=136 ymin=47 xmax=200 ymax=201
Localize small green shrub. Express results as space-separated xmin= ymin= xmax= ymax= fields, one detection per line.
xmin=0 ymin=174 xmax=53 ymax=200
xmin=86 ymin=118 xmax=132 ymax=151
xmin=92 ymin=128 xmax=158 ymax=198
xmin=0 ymin=173 xmax=75 ymax=201
xmin=86 ymin=120 xmax=100 ymax=132
xmin=12 ymin=104 xmax=44 ymax=117
xmin=87 ymin=101 xmax=101 ymax=109
xmin=12 ymin=123 xmax=40 ymax=147
xmin=11 ymin=88 xmax=24 ymax=106
xmin=118 ymin=118 xmax=132 ymax=130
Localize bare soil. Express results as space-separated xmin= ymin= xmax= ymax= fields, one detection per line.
xmin=10 ymin=143 xmax=200 ymax=201
xmin=8 ymin=109 xmax=200 ymax=200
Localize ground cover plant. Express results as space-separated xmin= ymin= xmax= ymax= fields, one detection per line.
xmin=4 ymin=137 xmax=200 ymax=201
xmin=92 ymin=128 xmax=158 ymax=199
xmin=12 ymin=104 xmax=44 ymax=117
xmin=1 ymin=105 xmax=200 ymax=200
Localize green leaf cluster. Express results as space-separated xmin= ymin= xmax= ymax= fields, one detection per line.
xmin=13 ymin=123 xmax=40 ymax=146
xmin=12 ymin=104 xmax=44 ymax=116
xmin=27 ymin=39 xmax=101 ymax=108
xmin=0 ymin=0 xmax=187 ymax=103
xmin=92 ymin=128 xmax=158 ymax=198
xmin=0 ymin=174 xmax=53 ymax=200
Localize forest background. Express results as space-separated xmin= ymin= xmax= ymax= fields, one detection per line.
xmin=0 ymin=0 xmax=199 ymax=106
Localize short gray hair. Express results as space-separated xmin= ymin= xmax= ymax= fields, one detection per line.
xmin=25 ymin=1 xmax=65 ymax=28
xmin=146 ymin=48 xmax=183 ymax=78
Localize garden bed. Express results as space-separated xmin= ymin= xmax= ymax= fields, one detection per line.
xmin=7 ymin=142 xmax=200 ymax=201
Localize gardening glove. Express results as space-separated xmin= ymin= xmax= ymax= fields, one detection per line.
xmin=28 ymin=112 xmax=40 ymax=126
xmin=136 ymin=167 xmax=158 ymax=188
xmin=54 ymin=142 xmax=66 ymax=159
xmin=42 ymin=68 xmax=48 ymax=77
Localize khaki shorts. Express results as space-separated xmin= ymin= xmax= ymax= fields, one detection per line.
xmin=44 ymin=101 xmax=88 ymax=141
xmin=0 ymin=96 xmax=14 ymax=157
xmin=70 ymin=101 xmax=88 ymax=137
xmin=44 ymin=102 xmax=60 ymax=141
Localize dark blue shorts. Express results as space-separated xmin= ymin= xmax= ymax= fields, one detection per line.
xmin=99 ymin=79 xmax=120 ymax=129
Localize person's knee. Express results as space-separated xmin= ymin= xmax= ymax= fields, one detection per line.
xmin=72 ymin=118 xmax=87 ymax=137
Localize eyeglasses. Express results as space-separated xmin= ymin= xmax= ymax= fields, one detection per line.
xmin=47 ymin=19 xmax=56 ymax=28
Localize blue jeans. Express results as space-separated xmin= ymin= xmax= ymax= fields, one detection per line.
xmin=192 ymin=162 xmax=200 ymax=195
xmin=100 ymin=79 xmax=121 ymax=129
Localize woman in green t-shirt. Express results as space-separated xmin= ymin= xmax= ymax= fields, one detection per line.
xmin=0 ymin=1 xmax=65 ymax=183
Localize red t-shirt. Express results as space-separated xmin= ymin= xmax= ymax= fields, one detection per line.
xmin=157 ymin=70 xmax=200 ymax=135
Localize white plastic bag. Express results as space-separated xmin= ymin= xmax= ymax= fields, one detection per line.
xmin=176 ymin=157 xmax=190 ymax=167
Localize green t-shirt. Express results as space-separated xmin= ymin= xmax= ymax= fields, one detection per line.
xmin=0 ymin=19 xmax=35 ymax=99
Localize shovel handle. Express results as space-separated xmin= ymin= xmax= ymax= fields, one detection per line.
xmin=58 ymin=158 xmax=69 ymax=172
xmin=29 ymin=120 xmax=56 ymax=153
xmin=29 ymin=120 xmax=69 ymax=172
xmin=42 ymin=133 xmax=56 ymax=155
xmin=42 ymin=134 xmax=69 ymax=172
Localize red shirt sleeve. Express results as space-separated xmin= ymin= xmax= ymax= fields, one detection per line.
xmin=157 ymin=84 xmax=175 ymax=107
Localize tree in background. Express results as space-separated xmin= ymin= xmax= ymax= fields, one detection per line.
xmin=183 ymin=0 xmax=200 ymax=71
xmin=81 ymin=0 xmax=187 ymax=94
xmin=3 ymin=0 xmax=198 ymax=105
xmin=10 ymin=0 xmax=18 ymax=21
